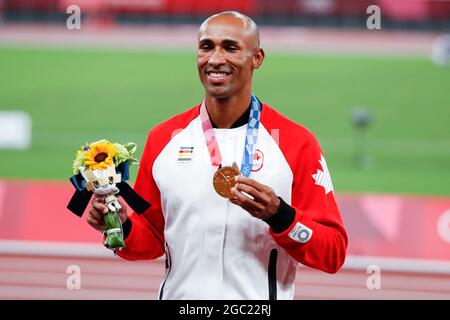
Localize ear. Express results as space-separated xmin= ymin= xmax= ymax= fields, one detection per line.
xmin=80 ymin=168 xmax=97 ymax=191
xmin=253 ymin=48 xmax=265 ymax=69
xmin=84 ymin=169 xmax=97 ymax=182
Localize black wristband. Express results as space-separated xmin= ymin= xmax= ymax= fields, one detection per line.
xmin=264 ymin=197 xmax=296 ymax=234
xmin=122 ymin=218 xmax=132 ymax=239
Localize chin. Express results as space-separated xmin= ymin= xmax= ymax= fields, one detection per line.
xmin=205 ymin=86 xmax=232 ymax=100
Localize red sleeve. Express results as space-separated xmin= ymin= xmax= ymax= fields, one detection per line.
xmin=262 ymin=105 xmax=348 ymax=273
xmin=117 ymin=130 xmax=165 ymax=260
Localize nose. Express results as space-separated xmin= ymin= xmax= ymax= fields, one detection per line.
xmin=208 ymin=48 xmax=226 ymax=67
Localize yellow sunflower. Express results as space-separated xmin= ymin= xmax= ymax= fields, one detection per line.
xmin=84 ymin=141 xmax=117 ymax=171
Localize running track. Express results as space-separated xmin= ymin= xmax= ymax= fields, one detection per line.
xmin=1 ymin=252 xmax=449 ymax=300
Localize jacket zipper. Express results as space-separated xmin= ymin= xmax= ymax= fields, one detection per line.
xmin=268 ymin=248 xmax=278 ymax=300
xmin=158 ymin=243 xmax=172 ymax=300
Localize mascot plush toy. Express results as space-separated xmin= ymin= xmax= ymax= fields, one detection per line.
xmin=67 ymin=140 xmax=150 ymax=253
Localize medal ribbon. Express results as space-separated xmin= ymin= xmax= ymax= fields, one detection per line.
xmin=200 ymin=94 xmax=261 ymax=177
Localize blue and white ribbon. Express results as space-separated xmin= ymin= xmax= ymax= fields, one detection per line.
xmin=240 ymin=94 xmax=261 ymax=177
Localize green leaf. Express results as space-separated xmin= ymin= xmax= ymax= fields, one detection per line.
xmin=127 ymin=158 xmax=139 ymax=166
xmin=126 ymin=142 xmax=137 ymax=154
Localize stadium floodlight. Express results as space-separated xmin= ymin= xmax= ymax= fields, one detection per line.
xmin=350 ymin=107 xmax=372 ymax=169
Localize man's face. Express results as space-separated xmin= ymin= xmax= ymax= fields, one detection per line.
xmin=197 ymin=16 xmax=264 ymax=99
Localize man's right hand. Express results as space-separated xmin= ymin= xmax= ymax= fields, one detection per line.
xmin=87 ymin=195 xmax=128 ymax=232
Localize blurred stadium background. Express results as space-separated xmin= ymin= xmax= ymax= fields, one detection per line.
xmin=0 ymin=0 xmax=449 ymax=300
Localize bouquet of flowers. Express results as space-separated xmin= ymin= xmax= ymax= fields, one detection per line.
xmin=72 ymin=140 xmax=138 ymax=176
xmin=67 ymin=139 xmax=150 ymax=252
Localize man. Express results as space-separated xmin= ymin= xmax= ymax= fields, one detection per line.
xmin=87 ymin=11 xmax=347 ymax=300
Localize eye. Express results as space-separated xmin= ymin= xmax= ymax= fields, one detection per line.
xmin=225 ymin=45 xmax=238 ymax=52
xmin=109 ymin=176 xmax=114 ymax=185
xmin=93 ymin=181 xmax=100 ymax=188
xmin=199 ymin=43 xmax=213 ymax=51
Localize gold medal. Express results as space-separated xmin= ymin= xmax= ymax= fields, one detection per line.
xmin=213 ymin=162 xmax=241 ymax=198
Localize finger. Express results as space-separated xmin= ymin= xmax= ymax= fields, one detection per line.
xmin=235 ymin=182 xmax=268 ymax=203
xmin=89 ymin=206 xmax=103 ymax=221
xmin=92 ymin=200 xmax=109 ymax=214
xmin=118 ymin=206 xmax=128 ymax=223
xmin=230 ymin=187 xmax=265 ymax=214
xmin=230 ymin=196 xmax=261 ymax=217
xmin=117 ymin=196 xmax=127 ymax=207
xmin=86 ymin=215 xmax=105 ymax=230
xmin=235 ymin=176 xmax=264 ymax=192
xmin=87 ymin=215 xmax=102 ymax=225
xmin=91 ymin=195 xmax=105 ymax=205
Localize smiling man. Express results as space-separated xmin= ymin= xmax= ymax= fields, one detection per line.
xmin=197 ymin=12 xmax=264 ymax=129
xmin=87 ymin=11 xmax=348 ymax=300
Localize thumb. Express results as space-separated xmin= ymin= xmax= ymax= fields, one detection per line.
xmin=118 ymin=197 xmax=126 ymax=206
xmin=117 ymin=197 xmax=128 ymax=223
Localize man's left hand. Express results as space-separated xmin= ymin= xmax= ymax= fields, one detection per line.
xmin=230 ymin=175 xmax=280 ymax=220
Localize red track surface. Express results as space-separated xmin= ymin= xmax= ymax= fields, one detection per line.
xmin=1 ymin=253 xmax=449 ymax=300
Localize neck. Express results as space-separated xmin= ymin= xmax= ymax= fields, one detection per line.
xmin=204 ymin=91 xmax=252 ymax=129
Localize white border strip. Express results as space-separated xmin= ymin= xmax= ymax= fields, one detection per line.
xmin=0 ymin=240 xmax=113 ymax=258
xmin=1 ymin=240 xmax=450 ymax=274
xmin=343 ymin=256 xmax=450 ymax=275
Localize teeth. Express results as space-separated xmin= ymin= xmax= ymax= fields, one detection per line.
xmin=208 ymin=72 xmax=228 ymax=79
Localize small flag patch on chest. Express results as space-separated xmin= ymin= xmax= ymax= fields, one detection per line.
xmin=178 ymin=146 xmax=194 ymax=162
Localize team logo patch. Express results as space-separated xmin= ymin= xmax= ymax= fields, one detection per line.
xmin=251 ymin=149 xmax=264 ymax=172
xmin=177 ymin=146 xmax=194 ymax=162
xmin=288 ymin=222 xmax=313 ymax=244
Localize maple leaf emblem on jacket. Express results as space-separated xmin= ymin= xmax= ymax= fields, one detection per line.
xmin=312 ymin=154 xmax=334 ymax=194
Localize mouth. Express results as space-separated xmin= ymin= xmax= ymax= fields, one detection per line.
xmin=205 ymin=70 xmax=231 ymax=84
